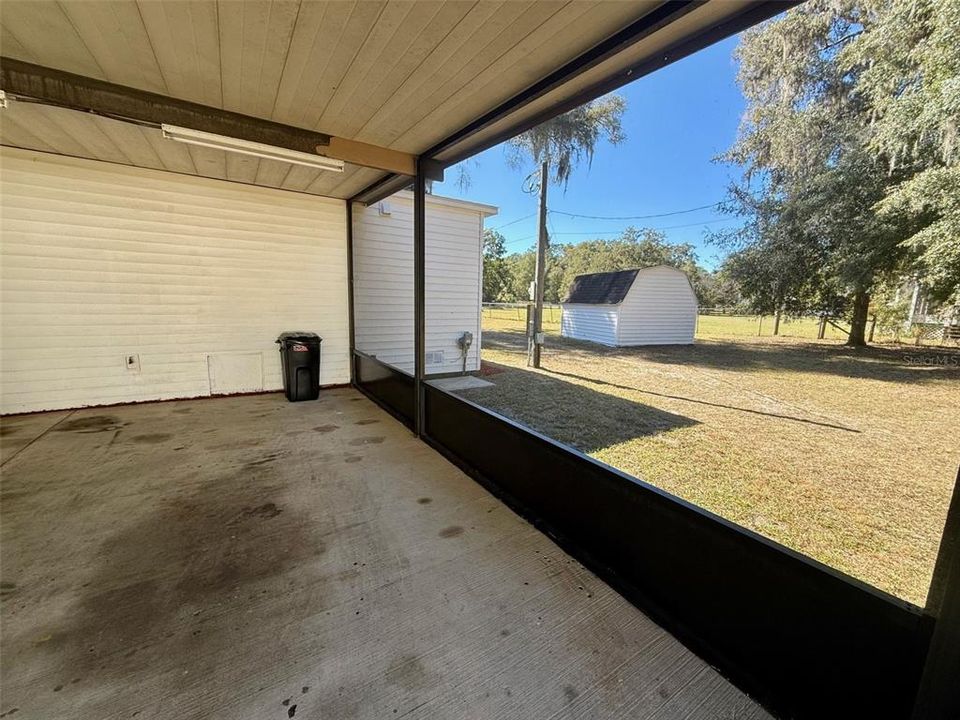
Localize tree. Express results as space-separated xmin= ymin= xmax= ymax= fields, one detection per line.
xmin=717 ymin=2 xmax=930 ymax=345
xmin=481 ymin=229 xmax=510 ymax=302
xmin=713 ymin=182 xmax=812 ymax=316
xmin=495 ymin=227 xmax=713 ymax=305
xmin=501 ymin=250 xmax=537 ymax=302
xmin=507 ymin=95 xmax=626 ymax=187
xmin=505 ymin=93 xmax=626 ymax=365
xmin=869 ymin=279 xmax=912 ymax=340
xmin=841 ymin=0 xmax=960 ymax=305
xmin=550 ymin=226 xmax=698 ymax=302
xmin=696 ymin=268 xmax=744 ymax=310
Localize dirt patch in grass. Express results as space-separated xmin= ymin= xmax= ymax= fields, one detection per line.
xmin=479 ymin=361 xmax=506 ymax=376
xmin=459 ymin=328 xmax=960 ymax=606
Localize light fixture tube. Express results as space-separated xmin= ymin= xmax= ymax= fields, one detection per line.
xmin=160 ymin=124 xmax=344 ymax=172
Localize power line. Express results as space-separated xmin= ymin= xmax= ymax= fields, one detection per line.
xmin=502 ymin=216 xmax=737 ymax=246
xmin=548 ymin=201 xmax=722 ymax=221
xmin=549 ymin=217 xmax=736 ymax=235
xmin=491 ymin=200 xmax=726 ymax=233
xmin=491 ymin=197 xmax=726 ymax=234
xmin=488 ymin=212 xmax=536 ymax=231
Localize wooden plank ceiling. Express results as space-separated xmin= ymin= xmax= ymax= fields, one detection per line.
xmin=0 ymin=0 xmax=736 ymax=199
xmin=0 ymin=100 xmax=384 ymax=199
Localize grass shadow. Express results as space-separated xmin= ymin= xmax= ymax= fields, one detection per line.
xmin=454 ymin=362 xmax=698 ymax=453
xmin=545 ymin=368 xmax=861 ymax=433
xmin=483 ymin=330 xmax=960 ymax=385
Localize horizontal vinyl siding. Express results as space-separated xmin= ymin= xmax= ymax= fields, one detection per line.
xmin=352 ymin=193 xmax=484 ymax=375
xmin=617 ymin=266 xmax=697 ymax=346
xmin=560 ymin=305 xmax=619 ymax=346
xmin=352 ymin=197 xmax=412 ymax=373
xmin=0 ymin=147 xmax=349 ymax=414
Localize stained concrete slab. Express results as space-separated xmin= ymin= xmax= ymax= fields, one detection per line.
xmin=0 ymin=410 xmax=73 ymax=465
xmin=427 ymin=376 xmax=495 ymax=392
xmin=0 ymin=389 xmax=771 ymax=720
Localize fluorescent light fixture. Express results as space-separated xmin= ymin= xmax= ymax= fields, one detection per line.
xmin=160 ymin=124 xmax=344 ymax=172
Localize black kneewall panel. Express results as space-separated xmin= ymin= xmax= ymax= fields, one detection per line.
xmin=423 ymin=385 xmax=930 ymax=719
xmin=353 ymin=353 xmax=415 ymax=429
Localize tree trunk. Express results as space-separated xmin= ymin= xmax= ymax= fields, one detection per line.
xmin=847 ymin=290 xmax=871 ymax=346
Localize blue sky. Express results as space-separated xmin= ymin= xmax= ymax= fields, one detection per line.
xmin=432 ymin=34 xmax=748 ymax=271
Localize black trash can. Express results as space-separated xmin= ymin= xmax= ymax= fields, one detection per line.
xmin=276 ymin=332 xmax=321 ymax=402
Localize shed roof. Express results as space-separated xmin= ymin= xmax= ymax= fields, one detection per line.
xmin=563 ymin=269 xmax=640 ymax=304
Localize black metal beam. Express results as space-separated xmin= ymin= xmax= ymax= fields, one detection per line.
xmin=421 ymin=385 xmax=931 ymax=719
xmin=349 ymin=1 xmax=797 ymax=202
xmin=427 ymin=1 xmax=801 ymax=167
xmin=421 ymin=0 xmax=700 ymax=164
xmin=911 ymin=470 xmax=960 ymax=719
xmin=349 ymin=173 xmax=412 ymax=206
xmin=345 ymin=201 xmax=356 ymax=384
xmin=413 ymin=160 xmax=427 ymax=436
xmin=0 ymin=57 xmax=332 ymax=155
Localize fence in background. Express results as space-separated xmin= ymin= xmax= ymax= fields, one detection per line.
xmin=482 ymin=303 xmax=958 ymax=345
xmin=482 ymin=303 xmax=561 ymax=327
xmin=697 ymin=309 xmax=958 ymax=345
xmin=695 ymin=312 xmax=852 ymax=341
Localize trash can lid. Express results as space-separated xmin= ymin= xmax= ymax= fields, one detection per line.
xmin=277 ymin=331 xmax=322 ymax=343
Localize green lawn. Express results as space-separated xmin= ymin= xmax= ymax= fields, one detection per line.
xmin=481 ymin=306 xmax=894 ymax=342
xmin=466 ymin=318 xmax=960 ymax=606
xmin=696 ymin=313 xmax=850 ymax=340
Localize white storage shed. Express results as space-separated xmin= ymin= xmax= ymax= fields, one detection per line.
xmin=560 ymin=266 xmax=697 ymax=346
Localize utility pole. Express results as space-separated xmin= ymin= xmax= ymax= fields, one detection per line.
xmin=528 ymin=161 xmax=549 ymax=368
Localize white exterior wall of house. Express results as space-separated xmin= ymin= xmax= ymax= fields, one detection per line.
xmin=351 ymin=191 xmax=495 ymax=375
xmin=617 ymin=266 xmax=697 ymax=345
xmin=351 ymin=196 xmax=414 ymax=372
xmin=559 ymin=304 xmax=620 ymax=346
xmin=0 ymin=147 xmax=350 ymax=415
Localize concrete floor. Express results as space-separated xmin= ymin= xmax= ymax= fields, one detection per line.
xmin=0 ymin=389 xmax=771 ymax=720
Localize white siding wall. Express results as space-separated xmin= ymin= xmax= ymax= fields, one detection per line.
xmin=617 ymin=266 xmax=697 ymax=345
xmin=560 ymin=304 xmax=620 ymax=346
xmin=352 ymin=192 xmax=486 ymax=375
xmin=0 ymin=147 xmax=349 ymax=414
xmin=351 ymin=196 xmax=413 ymax=372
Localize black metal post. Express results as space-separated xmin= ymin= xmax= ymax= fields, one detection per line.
xmin=413 ymin=159 xmax=427 ymax=436
xmin=345 ymin=200 xmax=356 ymax=384
xmin=911 ymin=469 xmax=960 ymax=719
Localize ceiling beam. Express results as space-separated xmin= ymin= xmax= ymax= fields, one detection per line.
xmin=318 ymin=137 xmax=414 ymax=177
xmin=421 ymin=0 xmax=701 ymax=165
xmin=426 ymin=1 xmax=801 ymax=167
xmin=349 ymin=173 xmax=413 ymax=207
xmin=0 ymin=57 xmax=331 ymax=155
xmin=0 ymin=57 xmax=437 ymax=180
xmin=349 ymin=0 xmax=797 ymax=204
